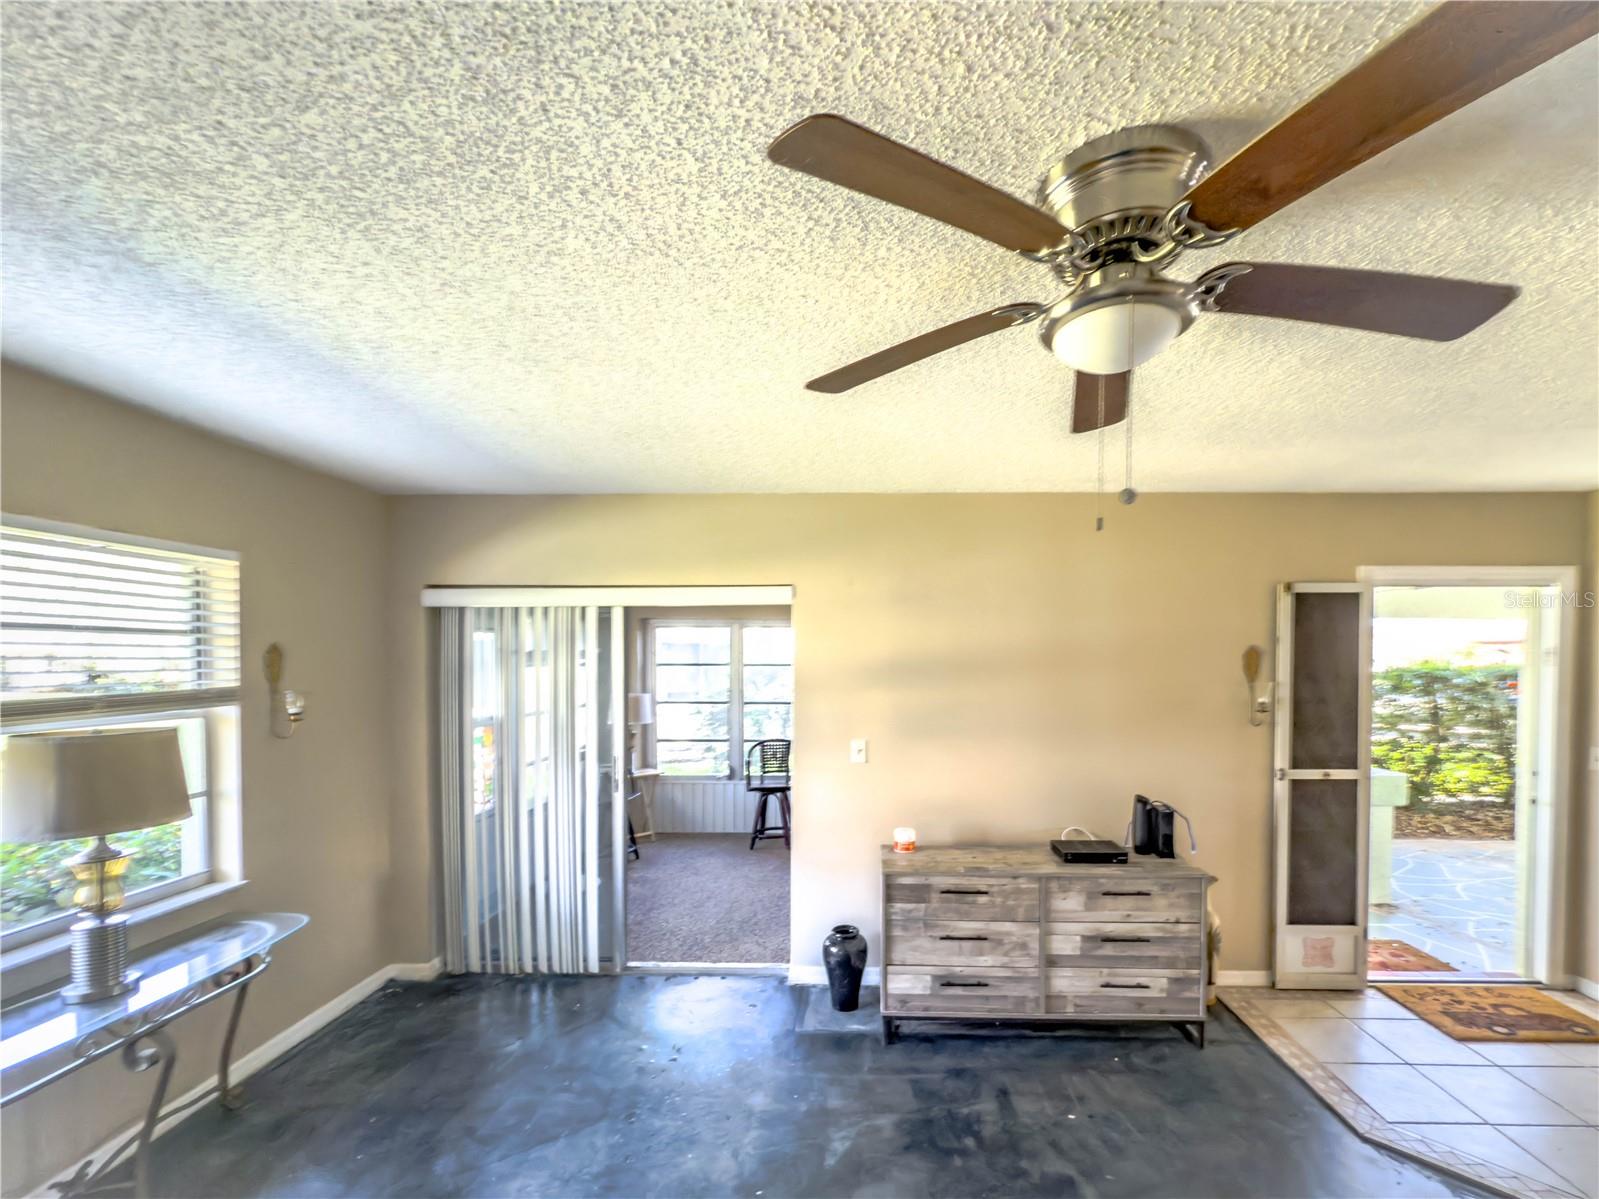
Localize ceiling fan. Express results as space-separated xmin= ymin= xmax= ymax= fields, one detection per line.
xmin=768 ymin=1 xmax=1598 ymax=433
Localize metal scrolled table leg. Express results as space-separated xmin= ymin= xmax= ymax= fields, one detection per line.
xmin=217 ymin=974 xmax=252 ymax=1111
xmin=124 ymin=1029 xmax=178 ymax=1199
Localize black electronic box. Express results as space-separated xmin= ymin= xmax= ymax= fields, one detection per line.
xmin=1049 ymin=838 xmax=1129 ymax=864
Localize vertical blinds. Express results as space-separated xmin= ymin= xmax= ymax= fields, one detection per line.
xmin=0 ymin=522 xmax=241 ymax=714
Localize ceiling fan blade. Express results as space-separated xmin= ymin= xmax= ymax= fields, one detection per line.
xmin=1201 ymin=262 xmax=1518 ymax=340
xmin=1071 ymin=371 xmax=1130 ymax=433
xmin=769 ymin=114 xmax=1070 ymax=254
xmin=805 ymin=304 xmax=1042 ymax=393
xmin=1181 ymin=2 xmax=1599 ymax=233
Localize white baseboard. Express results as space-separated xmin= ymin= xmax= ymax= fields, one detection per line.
xmin=1215 ymin=970 xmax=1272 ymax=987
xmin=29 ymin=959 xmax=441 ymax=1198
xmin=1572 ymin=974 xmax=1598 ymax=1000
xmin=788 ymin=964 xmax=882 ymax=987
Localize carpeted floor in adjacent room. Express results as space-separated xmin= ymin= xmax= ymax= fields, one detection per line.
xmin=626 ymin=833 xmax=789 ymax=964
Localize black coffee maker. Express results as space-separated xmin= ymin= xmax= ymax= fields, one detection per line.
xmin=1126 ymin=795 xmax=1198 ymax=859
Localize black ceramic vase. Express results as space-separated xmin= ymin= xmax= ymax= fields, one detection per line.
xmin=822 ymin=924 xmax=868 ymax=1012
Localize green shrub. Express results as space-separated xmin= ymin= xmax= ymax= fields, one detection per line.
xmin=1 ymin=824 xmax=184 ymax=929
xmin=1371 ymin=662 xmax=1517 ymax=803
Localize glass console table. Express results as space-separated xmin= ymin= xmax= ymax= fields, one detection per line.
xmin=1 ymin=912 xmax=308 ymax=1198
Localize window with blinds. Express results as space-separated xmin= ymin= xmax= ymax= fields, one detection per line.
xmin=1 ymin=517 xmax=241 ymax=943
xmin=0 ymin=520 xmax=240 ymax=717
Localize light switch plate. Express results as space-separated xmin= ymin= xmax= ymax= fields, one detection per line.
xmin=849 ymin=738 xmax=868 ymax=764
xmin=1590 ymin=745 xmax=1599 ymax=771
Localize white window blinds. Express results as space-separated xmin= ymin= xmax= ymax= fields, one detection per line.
xmin=1 ymin=519 xmax=241 ymax=721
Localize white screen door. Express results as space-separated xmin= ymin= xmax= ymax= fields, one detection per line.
xmin=1272 ymin=582 xmax=1371 ymax=989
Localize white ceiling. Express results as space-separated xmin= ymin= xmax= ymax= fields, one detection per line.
xmin=3 ymin=1 xmax=1596 ymax=494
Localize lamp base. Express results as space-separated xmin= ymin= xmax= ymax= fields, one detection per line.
xmin=62 ymin=913 xmax=140 ymax=1004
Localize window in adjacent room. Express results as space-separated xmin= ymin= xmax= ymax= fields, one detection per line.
xmin=0 ymin=517 xmax=241 ymax=947
xmin=650 ymin=621 xmax=792 ymax=778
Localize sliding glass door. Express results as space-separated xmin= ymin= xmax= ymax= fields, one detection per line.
xmin=439 ymin=604 xmax=625 ymax=975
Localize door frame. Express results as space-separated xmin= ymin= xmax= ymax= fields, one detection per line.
xmin=1357 ymin=564 xmax=1579 ymax=986
xmin=425 ymin=585 xmax=795 ymax=976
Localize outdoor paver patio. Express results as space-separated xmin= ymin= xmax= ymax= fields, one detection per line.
xmin=1371 ymin=838 xmax=1518 ymax=975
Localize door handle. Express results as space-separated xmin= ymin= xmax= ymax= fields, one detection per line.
xmin=939 ymin=888 xmax=989 ymax=895
xmin=938 ymin=935 xmax=989 ymax=941
xmin=940 ymin=980 xmax=990 ymax=988
xmin=1101 ymin=890 xmax=1152 ymax=897
xmin=1099 ymin=936 xmax=1151 ymax=943
xmin=1099 ymin=981 xmax=1151 ymax=990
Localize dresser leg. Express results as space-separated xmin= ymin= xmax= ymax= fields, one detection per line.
xmin=881 ymin=1017 xmax=896 ymax=1045
xmin=1175 ymin=1020 xmax=1206 ymax=1049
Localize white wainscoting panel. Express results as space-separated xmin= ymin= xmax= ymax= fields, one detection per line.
xmin=654 ymin=780 xmax=758 ymax=833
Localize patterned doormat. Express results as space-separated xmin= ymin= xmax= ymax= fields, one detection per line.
xmin=1367 ymin=939 xmax=1457 ymax=973
xmin=1375 ymin=984 xmax=1599 ymax=1042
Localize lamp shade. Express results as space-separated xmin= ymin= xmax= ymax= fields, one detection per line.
xmin=626 ymin=693 xmax=655 ymax=725
xmin=1 ymin=729 xmax=192 ymax=843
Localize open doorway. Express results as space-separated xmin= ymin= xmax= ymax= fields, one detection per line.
xmin=623 ymin=607 xmax=792 ymax=969
xmin=1363 ymin=577 xmax=1571 ymax=983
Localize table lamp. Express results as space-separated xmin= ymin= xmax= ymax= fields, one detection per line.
xmin=2 ymin=729 xmax=192 ymax=1002
xmin=626 ymin=693 xmax=654 ymax=773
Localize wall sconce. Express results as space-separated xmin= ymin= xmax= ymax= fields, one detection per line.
xmin=1242 ymin=645 xmax=1271 ymax=727
xmin=263 ymin=643 xmax=307 ymax=739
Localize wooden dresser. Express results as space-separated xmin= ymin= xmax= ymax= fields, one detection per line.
xmin=879 ymin=845 xmax=1214 ymax=1045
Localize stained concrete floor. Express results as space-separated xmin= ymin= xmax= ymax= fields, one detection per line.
xmin=143 ymin=975 xmax=1492 ymax=1199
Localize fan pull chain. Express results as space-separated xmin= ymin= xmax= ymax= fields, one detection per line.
xmin=1095 ymin=374 xmax=1106 ymax=532
xmin=1121 ymin=374 xmax=1137 ymax=505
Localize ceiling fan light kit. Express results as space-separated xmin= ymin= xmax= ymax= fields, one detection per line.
xmin=1041 ymin=262 xmax=1196 ymax=375
xmin=767 ymin=0 xmax=1597 ymax=435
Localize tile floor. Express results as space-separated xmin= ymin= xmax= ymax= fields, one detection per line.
xmin=1371 ymin=839 xmax=1519 ymax=974
xmin=1221 ymin=986 xmax=1599 ymax=1199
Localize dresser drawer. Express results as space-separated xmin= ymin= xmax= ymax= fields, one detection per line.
xmin=885 ymin=876 xmax=1039 ymax=922
xmin=1044 ymin=922 xmax=1203 ymax=971
xmin=885 ymin=918 xmax=1039 ymax=967
xmin=1045 ymin=877 xmax=1202 ymax=923
xmin=883 ymin=966 xmax=1041 ymax=1015
xmin=1045 ymin=969 xmax=1202 ymax=1017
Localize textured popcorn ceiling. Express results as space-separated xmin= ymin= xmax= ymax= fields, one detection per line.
xmin=2 ymin=2 xmax=1596 ymax=494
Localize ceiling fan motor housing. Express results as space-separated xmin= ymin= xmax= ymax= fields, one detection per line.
xmin=1038 ymin=124 xmax=1212 ymax=256
xmin=1037 ymin=126 xmax=1213 ymax=375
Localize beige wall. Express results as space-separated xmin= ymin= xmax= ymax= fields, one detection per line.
xmin=1 ymin=363 xmax=395 ymax=1192
xmin=383 ymin=492 xmax=1592 ymax=984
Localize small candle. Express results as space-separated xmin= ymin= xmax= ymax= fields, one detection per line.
xmin=892 ymin=827 xmax=917 ymax=853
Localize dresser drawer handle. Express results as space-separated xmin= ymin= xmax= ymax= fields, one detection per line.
xmin=1100 ymin=890 xmax=1152 ymax=897
xmin=938 ymin=934 xmax=990 ymax=941
xmin=1099 ymin=935 xmax=1151 ymax=943
xmin=939 ymin=888 xmax=989 ymax=895
xmin=1099 ymin=981 xmax=1152 ymax=990
xmin=940 ymin=980 xmax=990 ymax=988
